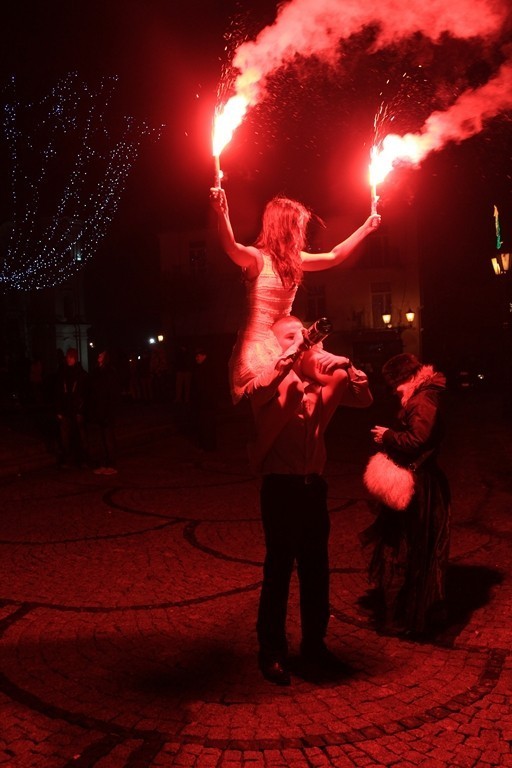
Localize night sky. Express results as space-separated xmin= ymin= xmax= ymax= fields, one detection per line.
xmin=2 ymin=0 xmax=512 ymax=362
xmin=1 ymin=0 xmax=233 ymax=226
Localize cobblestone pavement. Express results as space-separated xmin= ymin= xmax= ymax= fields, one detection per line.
xmin=0 ymin=395 xmax=511 ymax=767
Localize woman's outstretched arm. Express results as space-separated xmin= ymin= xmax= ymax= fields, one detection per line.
xmin=209 ymin=187 xmax=261 ymax=273
xmin=301 ymin=214 xmax=381 ymax=272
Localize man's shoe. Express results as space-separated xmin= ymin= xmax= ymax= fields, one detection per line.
xmin=258 ymin=658 xmax=291 ymax=686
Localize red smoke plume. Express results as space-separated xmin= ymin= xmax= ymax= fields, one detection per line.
xmin=371 ymin=58 xmax=512 ymax=175
xmin=228 ymin=0 xmax=511 ymax=161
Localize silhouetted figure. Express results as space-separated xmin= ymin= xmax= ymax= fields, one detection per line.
xmin=54 ymin=348 xmax=88 ymax=467
xmin=29 ymin=358 xmax=44 ymax=403
xmin=150 ymin=343 xmax=170 ymax=401
xmin=137 ymin=352 xmax=152 ymax=402
xmin=128 ymin=355 xmax=141 ymax=401
xmin=10 ymin=346 xmax=31 ymax=404
xmin=190 ymin=348 xmax=217 ymax=453
xmin=89 ymin=350 xmax=121 ymax=475
xmin=174 ymin=344 xmax=192 ymax=404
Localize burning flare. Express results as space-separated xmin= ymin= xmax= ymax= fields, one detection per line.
xmin=215 ymin=0 xmax=510 ymax=192
xmin=212 ymin=95 xmax=249 ymax=187
xmin=369 ymin=135 xmax=425 ymax=212
xmin=369 ymin=58 xmax=512 ymax=205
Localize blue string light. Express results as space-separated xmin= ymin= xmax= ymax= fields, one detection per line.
xmin=1 ymin=73 xmax=163 ymax=291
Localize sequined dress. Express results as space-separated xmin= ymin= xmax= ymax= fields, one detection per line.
xmin=229 ymin=251 xmax=297 ymax=403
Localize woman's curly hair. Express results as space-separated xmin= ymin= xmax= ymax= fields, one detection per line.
xmin=254 ymin=196 xmax=311 ymax=289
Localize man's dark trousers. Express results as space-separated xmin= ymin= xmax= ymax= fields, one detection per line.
xmin=257 ymin=473 xmax=330 ymax=661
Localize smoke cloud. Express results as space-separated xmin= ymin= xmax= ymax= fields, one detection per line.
xmin=410 ymin=58 xmax=512 ymax=158
xmin=230 ymin=0 xmax=511 ymax=159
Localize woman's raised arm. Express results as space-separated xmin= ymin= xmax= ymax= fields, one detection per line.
xmin=301 ymin=213 xmax=381 ymax=272
xmin=210 ymin=187 xmax=261 ymax=272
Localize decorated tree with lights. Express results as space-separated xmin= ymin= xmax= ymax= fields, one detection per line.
xmin=0 ymin=73 xmax=161 ymax=291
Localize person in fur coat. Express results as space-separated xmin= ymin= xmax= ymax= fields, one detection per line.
xmin=361 ymin=353 xmax=451 ymax=637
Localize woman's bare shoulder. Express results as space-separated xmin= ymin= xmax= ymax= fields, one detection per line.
xmin=243 ymin=247 xmax=264 ymax=279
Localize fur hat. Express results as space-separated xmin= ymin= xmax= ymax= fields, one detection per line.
xmin=382 ymin=353 xmax=422 ymax=388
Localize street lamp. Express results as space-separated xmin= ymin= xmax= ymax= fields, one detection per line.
xmin=381 ymin=310 xmax=415 ymax=329
xmin=491 ymin=253 xmax=510 ymax=276
xmin=490 ymin=252 xmax=512 ymax=417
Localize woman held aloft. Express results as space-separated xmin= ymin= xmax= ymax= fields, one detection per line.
xmin=363 ymin=352 xmax=451 ymax=637
xmin=209 ymin=188 xmax=380 ymax=404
